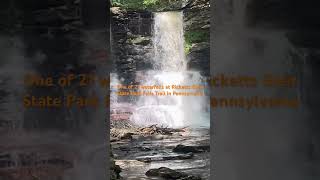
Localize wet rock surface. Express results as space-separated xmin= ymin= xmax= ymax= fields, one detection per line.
xmin=136 ymin=152 xmax=194 ymax=162
xmin=111 ymin=157 xmax=122 ymax=180
xmin=111 ymin=1 xmax=211 ymax=83
xmin=111 ymin=7 xmax=153 ymax=88
xmin=187 ymin=42 xmax=210 ymax=76
xmin=184 ymin=0 xmax=210 ymax=77
xmin=111 ymin=128 xmax=210 ymax=179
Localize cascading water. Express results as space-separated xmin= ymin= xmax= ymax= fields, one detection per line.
xmin=110 ymin=10 xmax=210 ymax=180
xmin=130 ymin=12 xmax=209 ymax=128
xmin=153 ymin=12 xmax=186 ymax=71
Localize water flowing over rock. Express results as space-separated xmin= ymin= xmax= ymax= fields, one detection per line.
xmin=153 ymin=12 xmax=186 ymax=71
xmin=110 ymin=2 xmax=210 ymax=179
xmin=129 ymin=11 xmax=209 ymax=128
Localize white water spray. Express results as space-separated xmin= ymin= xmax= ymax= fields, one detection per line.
xmin=153 ymin=12 xmax=187 ymax=71
xmin=130 ymin=12 xmax=209 ymax=128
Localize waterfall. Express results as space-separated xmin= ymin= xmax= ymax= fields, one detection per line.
xmin=130 ymin=11 xmax=209 ymax=128
xmin=153 ymin=12 xmax=187 ymax=71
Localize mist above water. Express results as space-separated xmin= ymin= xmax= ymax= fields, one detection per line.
xmin=130 ymin=11 xmax=209 ymax=128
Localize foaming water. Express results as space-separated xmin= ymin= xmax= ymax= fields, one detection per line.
xmin=130 ymin=12 xmax=209 ymax=128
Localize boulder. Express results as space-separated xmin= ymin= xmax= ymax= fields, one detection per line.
xmin=120 ymin=132 xmax=134 ymax=140
xmin=128 ymin=36 xmax=151 ymax=46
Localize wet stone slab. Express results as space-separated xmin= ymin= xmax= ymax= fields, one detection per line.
xmin=111 ymin=128 xmax=210 ymax=179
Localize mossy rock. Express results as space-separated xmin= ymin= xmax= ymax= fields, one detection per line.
xmin=127 ymin=36 xmax=151 ymax=45
xmin=184 ymin=30 xmax=209 ymax=54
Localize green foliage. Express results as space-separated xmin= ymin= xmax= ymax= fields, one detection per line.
xmin=184 ymin=30 xmax=209 ymax=54
xmin=184 ymin=41 xmax=192 ymax=54
xmin=111 ymin=0 xmax=183 ymax=10
xmin=111 ymin=0 xmax=143 ymax=9
xmin=112 ymin=1 xmax=123 ymax=7
xmin=185 ymin=30 xmax=209 ymax=44
xmin=143 ymin=0 xmax=158 ymax=7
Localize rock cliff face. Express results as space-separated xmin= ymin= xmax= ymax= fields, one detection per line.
xmin=111 ymin=0 xmax=210 ymax=78
xmin=184 ymin=0 xmax=210 ymax=76
xmin=111 ymin=7 xmax=153 ymax=87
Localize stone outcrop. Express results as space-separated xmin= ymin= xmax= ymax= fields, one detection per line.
xmin=186 ymin=42 xmax=210 ymax=76
xmin=110 ymin=158 xmax=122 ymax=180
xmin=146 ymin=167 xmax=202 ymax=180
xmin=111 ymin=7 xmax=153 ymax=90
xmin=111 ymin=0 xmax=211 ymax=78
xmin=110 ymin=146 xmax=122 ymax=180
xmin=184 ymin=0 xmax=210 ymax=76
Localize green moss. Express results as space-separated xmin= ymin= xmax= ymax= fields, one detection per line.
xmin=184 ymin=30 xmax=209 ymax=54
xmin=184 ymin=41 xmax=192 ymax=54
xmin=185 ymin=31 xmax=209 ymax=44
xmin=112 ymin=0 xmax=144 ymax=9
